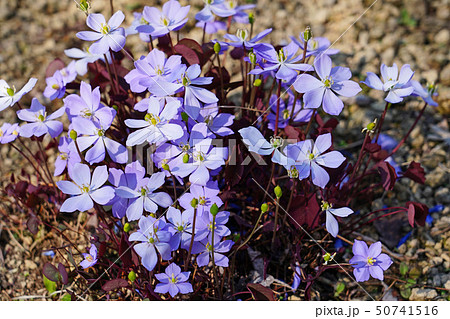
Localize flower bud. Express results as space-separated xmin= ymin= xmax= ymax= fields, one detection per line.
xmin=182 ymin=153 xmax=190 ymax=163
xmin=181 ymin=112 xmax=189 ymax=123
xmin=69 ymin=130 xmax=77 ymax=140
xmin=261 ymin=203 xmax=269 ymax=213
xmin=253 ymin=79 xmax=262 ymax=87
xmin=248 ymin=12 xmax=255 ymax=25
xmin=123 ymin=223 xmax=131 ymax=233
xmin=214 ymin=42 xmax=221 ymax=54
xmin=303 ymin=26 xmax=312 ymax=42
xmin=112 ymin=105 xmax=119 ymax=111
xmin=128 ymin=270 xmax=136 ymax=282
xmin=248 ymin=52 xmax=257 ymax=65
xmin=274 ymin=185 xmax=282 ymax=199
xmin=190 ymin=198 xmax=198 ymax=208
xmin=210 ymin=203 xmax=219 ymax=216
xmin=77 ymin=0 xmax=90 ymax=15
xmin=162 ymin=163 xmax=170 ymax=171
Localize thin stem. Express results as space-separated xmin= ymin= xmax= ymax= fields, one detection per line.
xmin=109 ymin=0 xmax=114 ymax=16
xmin=10 ymin=143 xmax=47 ymax=182
xmin=201 ymin=23 xmax=207 ymax=45
xmin=185 ymin=208 xmax=197 ymax=271
xmin=210 ymin=214 xmax=222 ymax=299
xmin=348 ymin=131 xmax=370 ymax=185
xmin=389 ymin=102 xmax=428 ymax=157
xmin=149 ymin=35 xmax=154 ymax=50
xmin=103 ymin=54 xmax=117 ymax=95
xmin=37 ymin=140 xmax=59 ymax=199
xmin=167 ymin=32 xmax=175 ymax=54
xmin=375 ymin=102 xmax=391 ymax=143
xmin=304 ymin=109 xmax=316 ymax=137
xmin=271 ymin=198 xmax=280 ymax=250
xmin=215 ymin=52 xmax=225 ymax=103
xmin=273 ymin=80 xmax=282 ymax=136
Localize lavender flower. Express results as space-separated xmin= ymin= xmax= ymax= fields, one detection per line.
xmin=125 ymin=12 xmax=153 ymax=42
xmin=57 ymin=163 xmax=115 ymax=213
xmin=17 ymin=98 xmax=65 ymax=138
xmin=64 ymin=81 xmax=116 ymax=127
xmin=64 ymin=48 xmax=111 ymax=76
xmin=195 ymin=17 xmax=227 ymax=34
xmin=250 ymin=42 xmax=313 ymax=81
xmin=349 ymin=240 xmax=393 ymax=282
xmin=76 ymin=11 xmax=126 ymax=55
xmin=191 ymin=238 xmax=234 ymax=267
xmin=43 ymin=70 xmax=66 ymax=100
xmin=0 ymin=123 xmax=20 ymax=144
xmin=137 ymin=1 xmax=190 ymax=38
xmin=54 ymin=137 xmax=81 ymax=176
xmin=224 ymin=28 xmax=272 ymax=52
xmin=0 ymin=78 xmax=37 ymax=111
xmin=129 ymin=216 xmax=172 ymax=271
xmin=285 ymin=133 xmax=346 ymax=188
xmin=197 ymin=103 xmax=235 ymax=137
xmin=291 ymin=263 xmax=301 ymax=291
xmin=293 ymin=55 xmax=361 ymax=115
xmin=223 ymin=1 xmax=255 ymax=23
xmin=179 ymin=181 xmax=223 ymax=217
xmin=266 ymin=93 xmax=313 ymax=131
xmin=195 ymin=210 xmax=231 ymax=243
xmin=125 ymin=97 xmax=184 ymax=146
xmin=166 ymin=207 xmax=194 ymax=250
xmin=154 ymin=263 xmax=193 ymax=297
xmin=321 ymin=201 xmax=354 ymax=238
xmin=290 ymin=35 xmax=339 ymax=58
xmin=72 ymin=117 xmax=128 ymax=164
xmin=80 ymin=245 xmax=98 ymax=269
xmin=115 ymin=172 xmax=173 ymax=221
xmin=196 ymin=0 xmax=236 ymax=21
xmin=410 ymin=80 xmax=438 ymax=107
xmin=362 ymin=63 xmax=414 ymax=104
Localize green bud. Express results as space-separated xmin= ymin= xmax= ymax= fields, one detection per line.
xmin=248 ymin=12 xmax=255 ymax=25
xmin=112 ymin=105 xmax=119 ymax=111
xmin=190 ymin=198 xmax=198 ymax=208
xmin=248 ymin=52 xmax=257 ymax=65
xmin=253 ymin=79 xmax=262 ymax=87
xmin=261 ymin=203 xmax=269 ymax=213
xmin=303 ymin=26 xmax=312 ymax=42
xmin=69 ymin=130 xmax=77 ymax=141
xmin=6 ymin=87 xmax=14 ymax=96
xmin=214 ymin=42 xmax=221 ymax=54
xmin=274 ymin=185 xmax=282 ymax=199
xmin=181 ymin=112 xmax=189 ymax=123
xmin=77 ymin=0 xmax=90 ymax=14
xmin=210 ymin=203 xmax=219 ymax=216
xmin=123 ymin=223 xmax=131 ymax=233
xmin=162 ymin=163 xmax=170 ymax=171
xmin=182 ymin=153 xmax=190 ymax=163
xmin=128 ymin=270 xmax=136 ymax=282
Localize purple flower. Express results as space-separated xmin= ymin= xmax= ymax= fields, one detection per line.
xmin=80 ymin=245 xmax=98 ymax=269
xmin=44 ymin=70 xmax=66 ymax=100
xmin=17 ymin=98 xmax=65 ymax=138
xmin=115 ymin=172 xmax=173 ymax=221
xmin=0 ymin=123 xmax=20 ymax=144
xmin=126 ymin=12 xmax=153 ymax=42
xmin=125 ymin=97 xmax=184 ymax=146
xmin=197 ymin=103 xmax=235 ymax=137
xmin=195 ymin=210 xmax=231 ymax=243
xmin=349 ymin=240 xmax=393 ymax=282
xmin=285 ymin=133 xmax=346 ymax=188
xmin=321 ymin=201 xmax=354 ymax=238
xmin=137 ymin=1 xmax=190 ymax=38
xmin=224 ymin=28 xmax=272 ymax=52
xmin=362 ymin=63 xmax=414 ymax=104
xmin=65 ymin=48 xmax=111 ymax=76
xmin=54 ymin=137 xmax=81 ymax=176
xmin=57 ymin=163 xmax=115 ymax=213
xmin=223 ymin=1 xmax=255 ymax=23
xmin=180 ymin=64 xmax=218 ymax=119
xmin=250 ymin=42 xmax=313 ymax=81
xmin=166 ymin=207 xmax=194 ymax=250
xmin=266 ymin=93 xmax=313 ymax=131
xmin=108 ymin=161 xmax=146 ymax=219
xmin=0 ymin=78 xmax=37 ymax=112
xmin=59 ymin=61 xmax=78 ymax=85
xmin=191 ymin=238 xmax=234 ymax=267
xmin=127 ymin=49 xmax=185 ymax=96
xmin=196 ymin=0 xmax=236 ymax=21
xmin=410 ymin=80 xmax=438 ymax=107
xmin=76 ymin=11 xmax=126 ymax=55
xmin=154 ymin=263 xmax=193 ymax=297
xmin=291 ymin=263 xmax=301 ymax=291
xmin=293 ymin=55 xmax=361 ymax=115
xmin=290 ymin=35 xmax=339 ymax=58
xmin=129 ymin=216 xmax=172 ymax=271
xmin=64 ymin=81 xmax=116 ymax=127
xmin=72 ymin=117 xmax=128 ymax=164
xmin=195 ymin=17 xmax=227 ymax=34
xmin=179 ymin=181 xmax=223 ymax=217
xmin=172 ymin=138 xmax=227 ymax=186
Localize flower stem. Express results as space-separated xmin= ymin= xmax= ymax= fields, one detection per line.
xmin=274 ymin=80 xmax=282 ymax=136
xmin=185 ymin=208 xmax=197 ymax=271
xmin=271 ymin=197 xmax=280 ymax=251
xmin=304 ymin=109 xmax=316 ymax=137
xmin=375 ymin=101 xmax=391 ymax=143
xmin=211 ymin=214 xmax=222 ymax=299
xmin=10 ymin=143 xmax=47 ymax=182
xmin=103 ymin=54 xmax=117 ymax=95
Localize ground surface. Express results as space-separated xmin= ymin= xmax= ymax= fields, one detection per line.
xmin=0 ymin=0 xmax=449 ymax=300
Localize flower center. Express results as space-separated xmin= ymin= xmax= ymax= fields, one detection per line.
xmin=176 ymin=224 xmax=185 ymax=232
xmin=100 ymin=23 xmax=110 ymax=35
xmin=288 ymin=166 xmax=299 ymax=178
xmin=161 ymin=16 xmax=170 ymax=27
xmin=52 ymin=84 xmax=60 ymax=90
xmin=155 ymin=66 xmax=164 ymax=76
xmin=199 ymin=196 xmax=207 ymax=206
xmin=170 ymin=274 xmax=178 ymax=284
xmin=81 ymin=108 xmax=93 ymax=118
xmin=204 ymin=115 xmax=214 ymax=126
xmin=182 ymin=76 xmax=191 ymax=86
xmin=321 ymin=201 xmax=332 ymax=211
xmin=236 ymin=29 xmax=249 ymax=42
xmin=97 ymin=129 xmax=105 ymax=137
xmin=270 ymin=136 xmax=283 ymax=149
xmin=85 ymin=255 xmax=93 ymax=262
xmin=140 ymin=187 xmax=148 ymax=197
xmin=193 ymin=151 xmax=206 ymax=162
xmin=6 ymin=87 xmax=15 ymax=96
xmin=226 ymin=0 xmax=237 ymax=9
xmin=282 ymin=109 xmax=290 ymax=120
xmin=145 ymin=113 xmax=161 ymax=126
xmin=367 ymin=257 xmax=376 ymax=266
xmin=206 ymin=242 xmax=213 ymax=252
xmin=0 ymin=129 xmax=3 ymax=137
xmin=180 ymin=143 xmax=190 ymax=153
xmin=309 ymin=39 xmax=318 ymax=50
xmin=205 ymin=0 xmax=213 ymax=5
xmin=59 ymin=152 xmax=68 ymax=160
xmin=308 ymin=152 xmax=316 ymax=160
xmin=140 ymin=17 xmax=149 ymax=25
xmin=81 ymin=185 xmax=90 ymax=193
xmin=37 ymin=113 xmax=46 ymax=122
xmin=323 ymin=76 xmax=333 ymax=88
xmin=208 ymin=221 xmax=217 ymax=231
xmin=277 ymin=49 xmax=287 ymax=63
xmin=148 ymin=237 xmax=155 ymax=244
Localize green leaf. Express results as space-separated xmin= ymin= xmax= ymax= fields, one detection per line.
xmin=400 ymin=287 xmax=412 ymax=299
xmin=61 ymin=294 xmax=71 ymax=301
xmin=409 ymin=267 xmax=421 ymax=279
xmin=399 ymin=262 xmax=409 ymax=276
xmin=43 ymin=275 xmax=57 ymax=294
xmin=334 ymin=282 xmax=345 ymax=297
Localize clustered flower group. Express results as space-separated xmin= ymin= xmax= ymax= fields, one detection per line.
xmin=0 ymin=0 xmax=438 ymax=298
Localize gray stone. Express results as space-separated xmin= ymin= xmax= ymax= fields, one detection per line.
xmin=409 ymin=288 xmax=438 ymax=301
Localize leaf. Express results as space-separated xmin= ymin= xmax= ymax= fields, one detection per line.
xmin=27 ymin=215 xmax=39 ymax=235
xmin=399 ymin=262 xmax=409 ymax=276
xmin=43 ymin=275 xmax=57 ymax=294
xmin=406 ymin=201 xmax=428 ymax=227
xmin=377 ymin=161 xmax=397 ymax=190
xmin=119 ymin=233 xmax=133 ymax=269
xmin=174 ymin=44 xmax=200 ymax=65
xmin=400 ymin=287 xmax=411 ymax=299
xmin=289 ymin=193 xmax=320 ymax=229
xmin=102 ymin=279 xmax=129 ymax=292
xmin=364 ymin=142 xmax=381 ymax=153
xmin=58 ymin=263 xmax=68 ymax=285
xmin=334 ymin=282 xmax=345 ymax=297
xmin=43 ymin=263 xmax=60 ymax=282
xmin=403 ymin=161 xmax=426 ymax=184
xmin=247 ymin=283 xmax=275 ymax=301
xmin=61 ymin=294 xmax=71 ymax=301
xmin=45 ymin=58 xmax=65 ymax=78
